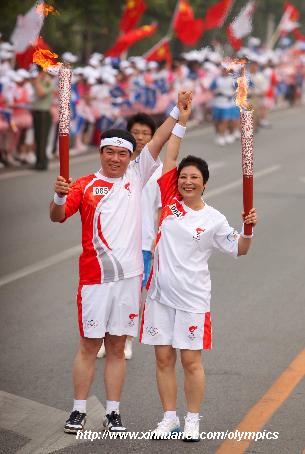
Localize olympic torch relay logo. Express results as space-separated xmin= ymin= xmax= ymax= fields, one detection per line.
xmin=128 ymin=313 xmax=138 ymax=327
xmin=188 ymin=325 xmax=198 ymax=340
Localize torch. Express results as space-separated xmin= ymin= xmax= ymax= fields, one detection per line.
xmin=58 ymin=64 xmax=72 ymax=181
xmin=236 ymin=67 xmax=254 ymax=236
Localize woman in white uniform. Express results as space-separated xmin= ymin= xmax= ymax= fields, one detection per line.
xmin=140 ymin=94 xmax=257 ymax=441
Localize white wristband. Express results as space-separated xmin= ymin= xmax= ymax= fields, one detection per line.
xmin=240 ymin=223 xmax=253 ymax=239
xmin=54 ymin=193 xmax=67 ymax=205
xmin=172 ymin=123 xmax=186 ymax=139
xmin=170 ymin=105 xmax=179 ymax=120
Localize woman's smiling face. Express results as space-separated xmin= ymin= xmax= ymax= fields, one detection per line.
xmin=177 ymin=165 xmax=205 ymax=201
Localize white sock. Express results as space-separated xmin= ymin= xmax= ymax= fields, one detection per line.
xmin=72 ymin=399 xmax=86 ymax=414
xmin=164 ymin=410 xmax=177 ymax=420
xmin=106 ymin=400 xmax=120 ymax=414
xmin=186 ymin=412 xmax=199 ymax=421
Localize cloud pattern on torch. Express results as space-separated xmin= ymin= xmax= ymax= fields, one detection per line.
xmin=240 ymin=110 xmax=254 ymax=177
xmin=58 ymin=65 xmax=72 ymax=135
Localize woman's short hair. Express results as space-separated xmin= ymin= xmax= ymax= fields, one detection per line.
xmin=177 ymin=155 xmax=209 ymax=183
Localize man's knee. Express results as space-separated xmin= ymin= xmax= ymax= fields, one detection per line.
xmin=105 ymin=335 xmax=126 ymax=359
xmin=79 ymin=337 xmax=102 ymax=356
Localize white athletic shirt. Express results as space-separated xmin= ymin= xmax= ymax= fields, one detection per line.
xmin=141 ymin=164 xmax=162 ymax=251
xmin=62 ymin=145 xmax=160 ymax=285
xmin=147 ymin=168 xmax=240 ymax=313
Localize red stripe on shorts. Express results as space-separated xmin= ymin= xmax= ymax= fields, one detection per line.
xmin=76 ymin=284 xmax=84 ymax=337
xmin=203 ymin=312 xmax=212 ymax=349
xmin=139 ymin=301 xmax=147 ymax=342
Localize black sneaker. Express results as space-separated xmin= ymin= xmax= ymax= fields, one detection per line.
xmin=103 ymin=411 xmax=126 ymax=431
xmin=64 ymin=410 xmax=86 ymax=434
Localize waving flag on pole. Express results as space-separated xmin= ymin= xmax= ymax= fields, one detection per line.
xmin=144 ymin=37 xmax=172 ymax=65
xmin=120 ymin=0 xmax=147 ymax=33
xmin=11 ymin=1 xmax=45 ymax=53
xmin=202 ymin=0 xmax=234 ymax=30
xmin=106 ymin=23 xmax=157 ymax=57
xmin=173 ymin=0 xmax=204 ymax=45
xmin=226 ymin=1 xmax=256 ymax=50
xmin=293 ymin=29 xmax=305 ymax=42
xmin=278 ymin=2 xmax=300 ymax=35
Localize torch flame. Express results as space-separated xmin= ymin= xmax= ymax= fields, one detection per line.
xmin=33 ymin=48 xmax=59 ymax=71
xmin=36 ymin=3 xmax=59 ymax=16
xmin=236 ymin=66 xmax=252 ymax=112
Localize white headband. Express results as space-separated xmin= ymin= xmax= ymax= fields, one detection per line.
xmin=100 ymin=137 xmax=134 ymax=153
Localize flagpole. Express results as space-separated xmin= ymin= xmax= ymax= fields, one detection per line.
xmin=142 ymin=0 xmax=178 ymax=58
xmin=142 ymin=36 xmax=169 ymax=58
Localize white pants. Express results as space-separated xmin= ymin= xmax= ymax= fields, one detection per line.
xmin=77 ymin=276 xmax=142 ymax=338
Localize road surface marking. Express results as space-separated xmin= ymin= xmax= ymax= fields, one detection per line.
xmin=0 ymin=245 xmax=81 ymax=288
xmin=205 ymin=165 xmax=281 ymax=198
xmin=215 ymin=347 xmax=305 ymax=454
xmin=0 ymin=164 xmax=278 ymax=288
xmin=0 ymin=391 xmax=105 ymax=454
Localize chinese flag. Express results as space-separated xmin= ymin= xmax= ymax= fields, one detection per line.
xmin=173 ymin=0 xmax=204 ymax=45
xmin=145 ymin=38 xmax=172 ymax=65
xmin=203 ymin=0 xmax=233 ymax=30
xmin=293 ymin=29 xmax=305 ymax=41
xmin=120 ymin=0 xmax=147 ymax=33
xmin=16 ymin=36 xmax=51 ymax=69
xmin=106 ymin=23 xmax=157 ymax=57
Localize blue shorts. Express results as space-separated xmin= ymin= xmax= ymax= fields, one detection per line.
xmin=212 ymin=106 xmax=232 ymax=121
xmin=230 ymin=105 xmax=240 ymax=120
xmin=142 ymin=250 xmax=152 ymax=288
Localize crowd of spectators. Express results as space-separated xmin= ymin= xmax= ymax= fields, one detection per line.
xmin=1 ymin=36 xmax=305 ymax=170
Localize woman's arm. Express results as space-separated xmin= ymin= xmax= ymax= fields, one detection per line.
xmin=146 ymin=91 xmax=191 ymax=161
xmin=237 ymin=208 xmax=257 ymax=256
xmin=162 ymin=92 xmax=192 ymax=175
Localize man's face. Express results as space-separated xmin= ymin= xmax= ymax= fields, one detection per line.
xmin=100 ymin=146 xmax=131 ymax=178
xmin=130 ymin=122 xmax=153 ymax=153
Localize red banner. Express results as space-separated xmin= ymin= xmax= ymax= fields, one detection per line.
xmin=120 ymin=0 xmax=147 ymax=33
xmin=203 ymin=0 xmax=233 ymax=30
xmin=106 ymin=23 xmax=157 ymax=57
xmin=145 ymin=38 xmax=172 ymax=65
xmin=173 ymin=0 xmax=204 ymax=45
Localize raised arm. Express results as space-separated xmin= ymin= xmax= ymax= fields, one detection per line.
xmin=146 ymin=91 xmax=191 ymax=160
xmin=162 ymin=93 xmax=192 ymax=175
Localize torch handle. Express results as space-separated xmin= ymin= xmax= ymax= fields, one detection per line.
xmin=59 ymin=134 xmax=69 ymax=181
xmin=243 ymin=175 xmax=253 ymax=236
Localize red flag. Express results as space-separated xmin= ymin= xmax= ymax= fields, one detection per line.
xmin=145 ymin=37 xmax=172 ymax=65
xmin=226 ymin=1 xmax=256 ymax=50
xmin=278 ymin=2 xmax=300 ymax=35
xmin=203 ymin=0 xmax=233 ymax=30
xmin=16 ymin=36 xmax=51 ymax=69
xmin=120 ymin=0 xmax=147 ymax=33
xmin=293 ymin=29 xmax=305 ymax=41
xmin=106 ymin=23 xmax=157 ymax=57
xmin=173 ymin=0 xmax=204 ymax=45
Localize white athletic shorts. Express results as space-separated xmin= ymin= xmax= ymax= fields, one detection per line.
xmin=139 ymin=298 xmax=212 ymax=350
xmin=77 ymin=276 xmax=142 ymax=338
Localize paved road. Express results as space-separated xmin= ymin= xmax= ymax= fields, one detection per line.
xmin=0 ymin=106 xmax=305 ymax=454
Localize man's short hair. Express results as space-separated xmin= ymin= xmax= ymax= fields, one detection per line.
xmin=177 ymin=155 xmax=209 ymax=184
xmin=100 ymin=128 xmax=137 ymax=153
xmin=126 ymin=113 xmax=156 ymax=136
